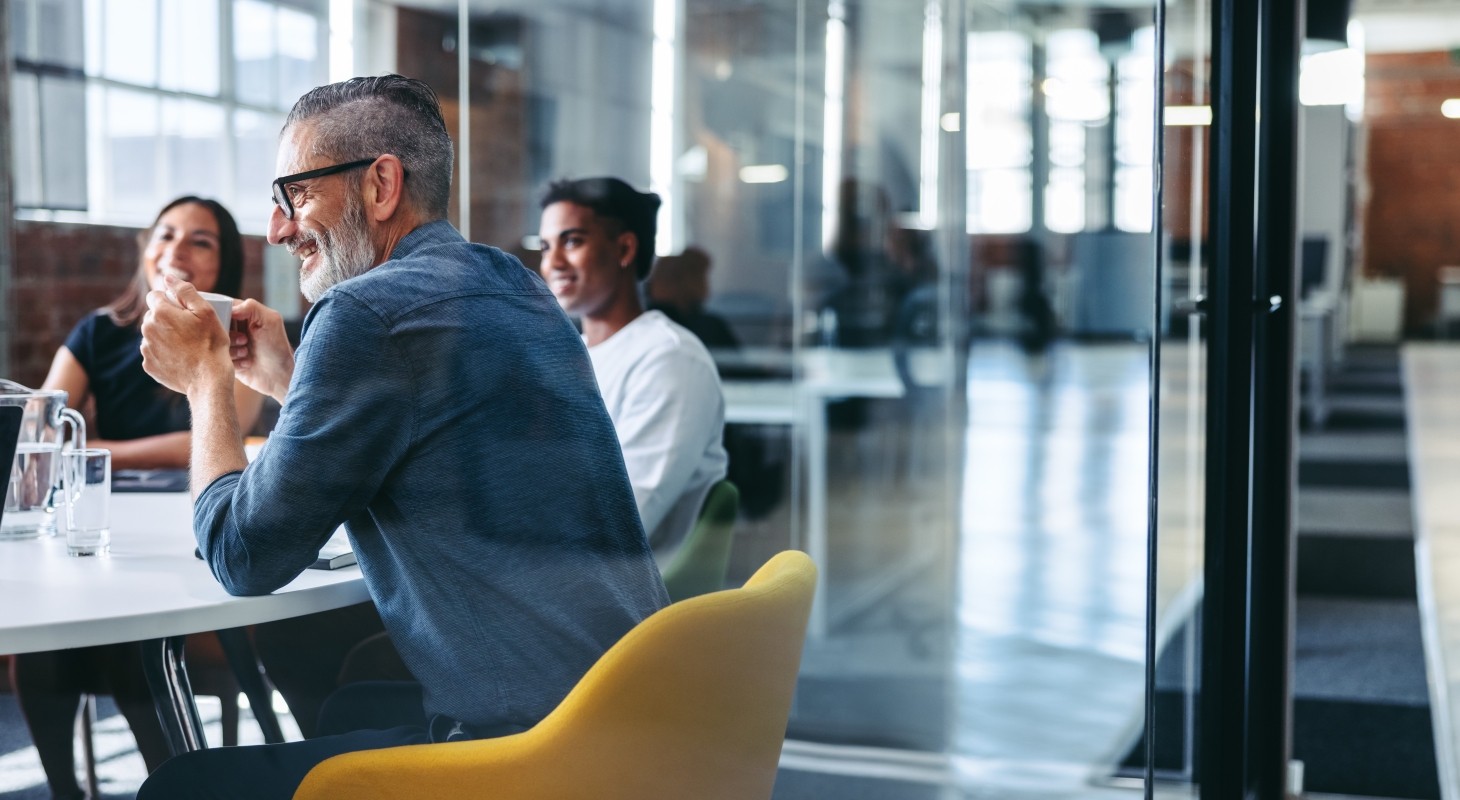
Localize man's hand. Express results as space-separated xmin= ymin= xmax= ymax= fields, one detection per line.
xmin=229 ymin=299 xmax=296 ymax=404
xmin=141 ymin=276 xmax=233 ymax=397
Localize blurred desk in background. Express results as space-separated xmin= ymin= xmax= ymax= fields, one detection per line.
xmin=721 ymin=347 xmax=947 ymax=637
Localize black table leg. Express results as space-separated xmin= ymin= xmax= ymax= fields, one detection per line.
xmin=141 ymin=636 xmax=209 ymax=755
xmin=215 ymin=627 xmax=286 ymax=744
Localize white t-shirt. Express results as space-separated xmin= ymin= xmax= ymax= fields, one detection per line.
xmin=588 ymin=310 xmax=729 ymax=568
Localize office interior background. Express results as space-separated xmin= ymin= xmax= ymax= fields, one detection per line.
xmin=2 ymin=0 xmax=1460 ymax=797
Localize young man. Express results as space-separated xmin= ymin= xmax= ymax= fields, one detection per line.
xmin=538 ymin=177 xmax=728 ymax=567
xmin=136 ymin=76 xmax=665 ymax=798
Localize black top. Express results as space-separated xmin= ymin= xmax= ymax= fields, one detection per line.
xmin=63 ymin=311 xmax=190 ymax=441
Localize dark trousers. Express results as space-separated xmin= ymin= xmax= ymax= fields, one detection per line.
xmin=137 ymin=682 xmax=524 ymax=799
xmin=136 ymin=724 xmax=432 ymax=800
xmin=252 ymin=601 xmax=410 ymax=738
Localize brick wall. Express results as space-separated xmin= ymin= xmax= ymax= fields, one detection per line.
xmin=397 ymin=7 xmax=530 ymax=256
xmin=6 ymin=219 xmax=265 ymax=389
xmin=1363 ymin=51 xmax=1460 ymax=332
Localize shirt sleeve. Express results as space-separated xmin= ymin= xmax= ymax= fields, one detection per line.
xmin=194 ymin=292 xmax=415 ymax=596
xmin=62 ymin=312 xmax=98 ymax=373
xmin=613 ymin=346 xmax=725 ymax=540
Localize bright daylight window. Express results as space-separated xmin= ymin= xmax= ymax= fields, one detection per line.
xmin=11 ymin=0 xmax=327 ymax=232
xmin=966 ymin=31 xmax=1032 ymax=234
xmin=965 ymin=26 xmax=1153 ymax=235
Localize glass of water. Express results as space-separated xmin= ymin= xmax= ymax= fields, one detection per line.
xmin=63 ymin=448 xmax=111 ymax=556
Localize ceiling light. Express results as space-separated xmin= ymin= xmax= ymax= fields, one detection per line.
xmin=739 ymin=164 xmax=788 ymax=184
xmin=1164 ymin=105 xmax=1212 ymax=126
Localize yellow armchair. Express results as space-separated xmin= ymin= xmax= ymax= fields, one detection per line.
xmin=293 ymin=550 xmax=817 ymax=800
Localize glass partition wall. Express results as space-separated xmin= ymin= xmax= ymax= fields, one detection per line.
xmin=402 ymin=0 xmax=1175 ymax=794
xmin=3 ymin=0 xmax=1240 ymax=795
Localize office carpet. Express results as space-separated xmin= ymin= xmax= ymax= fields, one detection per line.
xmin=1292 ymin=345 xmax=1439 ymax=799
xmin=1118 ymin=345 xmax=1441 ymax=799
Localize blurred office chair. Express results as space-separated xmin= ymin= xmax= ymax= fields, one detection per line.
xmin=660 ymin=480 xmax=739 ymax=602
xmin=293 ymin=550 xmax=816 ymax=800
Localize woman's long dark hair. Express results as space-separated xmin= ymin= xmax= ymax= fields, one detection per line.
xmin=106 ymin=196 xmax=245 ymax=327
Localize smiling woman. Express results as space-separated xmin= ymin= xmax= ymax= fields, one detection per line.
xmin=36 ymin=196 xmax=263 ymax=471
xmin=13 ymin=195 xmax=267 ymax=799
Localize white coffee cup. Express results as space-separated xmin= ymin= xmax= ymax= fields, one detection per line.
xmin=198 ymin=292 xmax=234 ymax=332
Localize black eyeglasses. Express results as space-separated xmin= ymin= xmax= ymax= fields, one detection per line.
xmin=271 ymin=157 xmax=379 ymax=220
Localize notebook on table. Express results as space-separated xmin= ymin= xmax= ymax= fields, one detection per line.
xmin=113 ymin=468 xmax=190 ymax=493
xmin=313 ymin=526 xmax=357 ymax=570
xmin=193 ymin=525 xmax=356 ymax=570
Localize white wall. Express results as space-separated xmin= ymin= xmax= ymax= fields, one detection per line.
xmin=1300 ymin=103 xmax=1349 ymax=303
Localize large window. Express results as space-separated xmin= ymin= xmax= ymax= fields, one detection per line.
xmin=966 ymin=31 xmax=1032 ymax=234
xmin=11 ymin=0 xmax=328 ymax=231
xmin=12 ymin=0 xmax=87 ymax=210
xmin=965 ymin=25 xmax=1154 ymax=234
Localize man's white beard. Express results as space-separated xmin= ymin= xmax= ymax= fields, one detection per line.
xmin=299 ymin=193 xmax=376 ymax=302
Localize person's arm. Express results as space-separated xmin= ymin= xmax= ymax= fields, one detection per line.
xmin=139 ymin=278 xmax=247 ymax=494
xmin=234 ymin=378 xmax=265 ymax=437
xmin=159 ymin=287 xmax=412 ymax=595
xmin=39 ymin=344 xmax=90 ymax=413
xmin=614 ymin=349 xmax=726 ymax=539
xmin=40 ymin=343 xmax=192 ymax=469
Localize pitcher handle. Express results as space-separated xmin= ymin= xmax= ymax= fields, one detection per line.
xmin=60 ymin=407 xmax=86 ymax=452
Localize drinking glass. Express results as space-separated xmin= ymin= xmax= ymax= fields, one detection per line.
xmin=63 ymin=448 xmax=110 ymax=556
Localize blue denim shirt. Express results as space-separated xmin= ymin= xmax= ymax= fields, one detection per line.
xmin=195 ymin=220 xmax=668 ymax=729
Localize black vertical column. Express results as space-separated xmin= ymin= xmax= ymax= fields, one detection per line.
xmin=1249 ymin=0 xmax=1303 ymax=793
xmin=1200 ymin=0 xmax=1260 ymax=793
xmin=1200 ymin=0 xmax=1304 ymax=793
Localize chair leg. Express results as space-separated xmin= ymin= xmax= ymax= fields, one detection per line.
xmin=220 ymin=690 xmax=240 ymax=747
xmin=78 ymin=694 xmax=100 ymax=799
xmin=215 ymin=628 xmax=286 ymax=744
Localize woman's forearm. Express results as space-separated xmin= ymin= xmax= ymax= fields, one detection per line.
xmin=92 ymin=432 xmax=193 ymax=470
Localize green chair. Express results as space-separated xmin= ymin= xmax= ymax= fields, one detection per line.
xmin=661 ymin=480 xmax=739 ymax=602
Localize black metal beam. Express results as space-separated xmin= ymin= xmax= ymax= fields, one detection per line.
xmin=1201 ymin=0 xmax=1261 ymax=793
xmin=1248 ymin=0 xmax=1304 ymax=793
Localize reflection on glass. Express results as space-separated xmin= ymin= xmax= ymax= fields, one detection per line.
xmin=1047 ymin=167 xmax=1085 ymax=233
xmin=967 ymin=31 xmax=1032 ymax=235
xmin=649 ymin=0 xmax=678 ymax=255
xmin=3 ymin=1 xmax=1192 ymax=795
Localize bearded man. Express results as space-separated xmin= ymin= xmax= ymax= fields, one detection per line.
xmin=136 ymin=74 xmax=665 ymax=798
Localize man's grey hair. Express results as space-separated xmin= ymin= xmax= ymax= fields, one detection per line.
xmin=284 ymin=74 xmax=454 ymax=219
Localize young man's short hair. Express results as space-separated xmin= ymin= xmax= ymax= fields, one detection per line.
xmin=541 ymin=177 xmax=661 ymax=280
